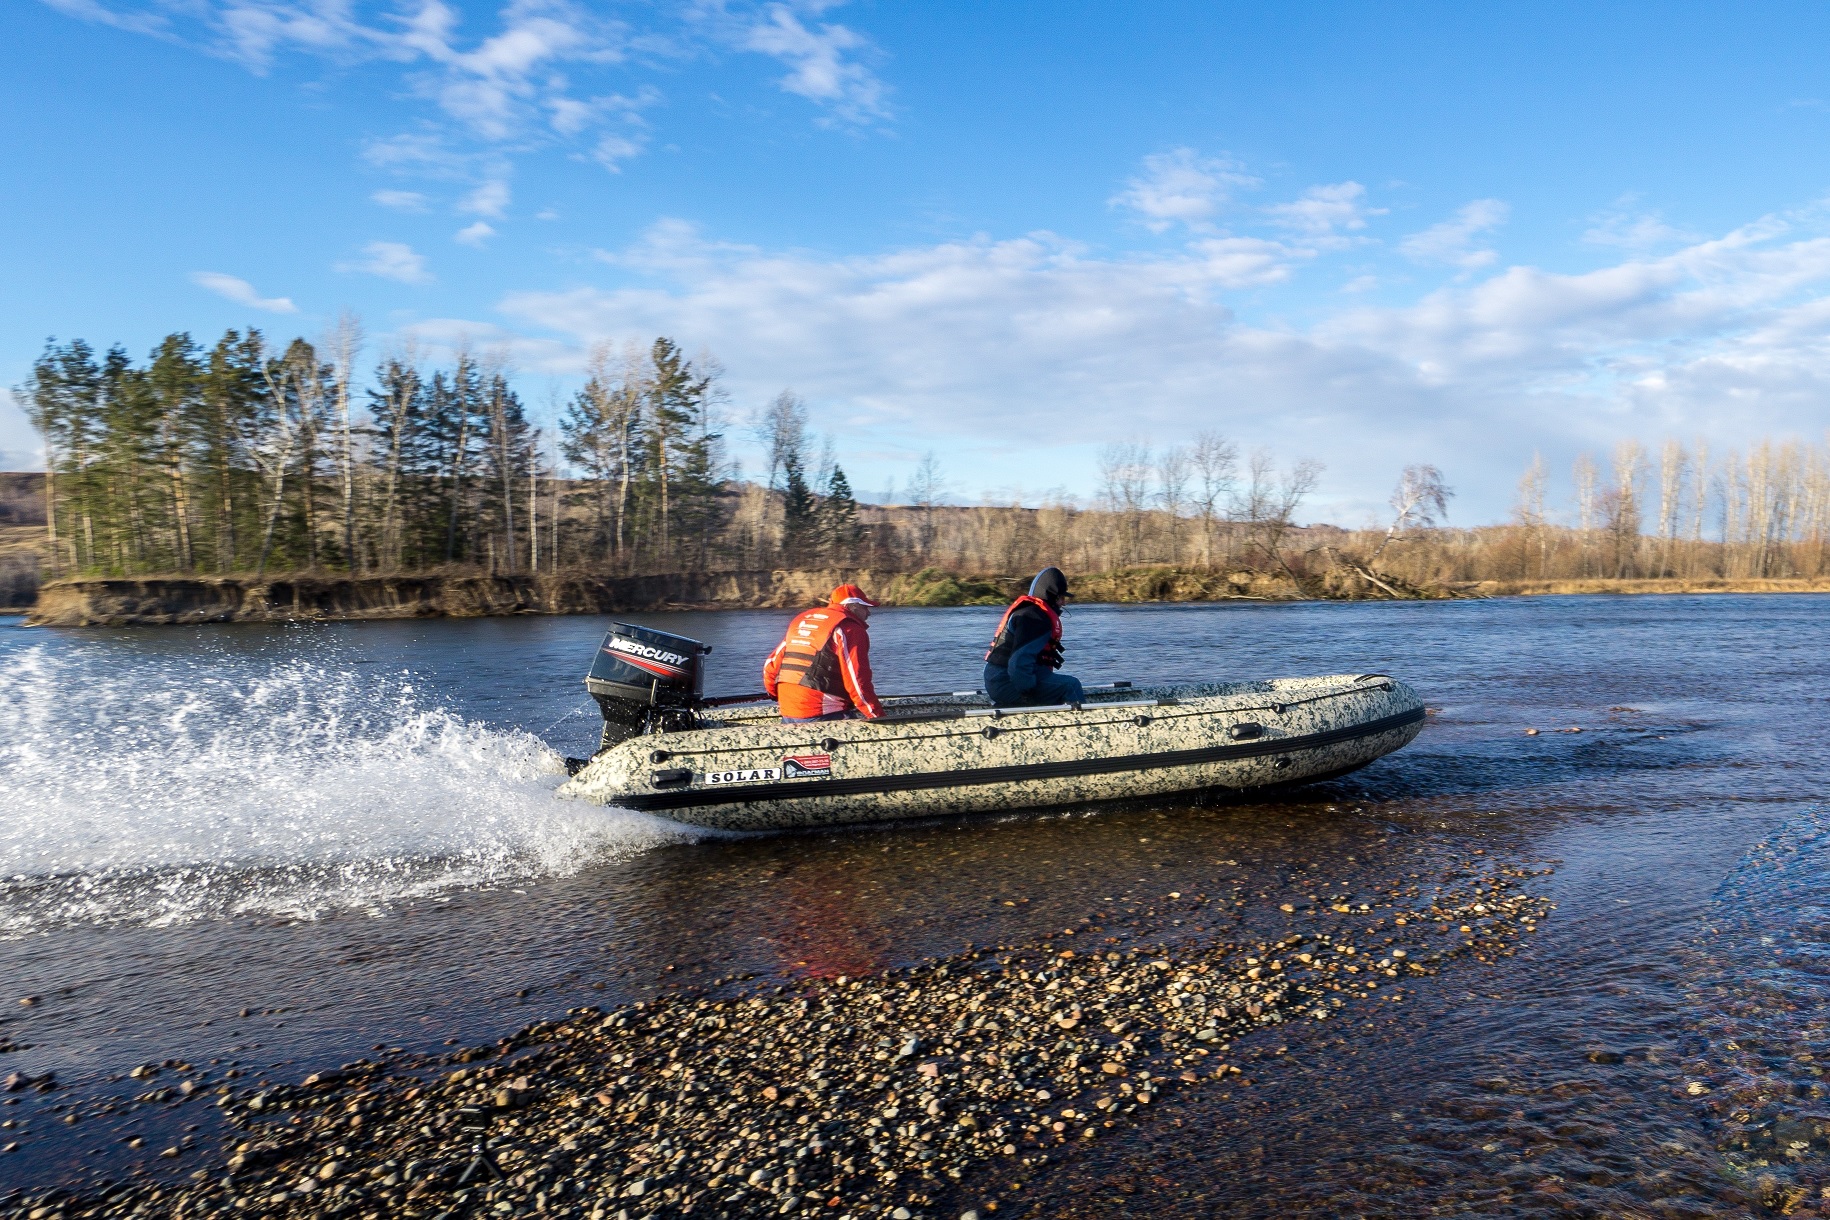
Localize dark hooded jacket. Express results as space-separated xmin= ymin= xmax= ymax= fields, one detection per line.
xmin=984 ymin=568 xmax=1070 ymax=696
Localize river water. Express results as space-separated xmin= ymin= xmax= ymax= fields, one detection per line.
xmin=2 ymin=595 xmax=1828 ymax=1215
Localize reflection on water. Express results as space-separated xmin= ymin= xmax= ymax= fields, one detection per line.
xmin=2 ymin=595 xmax=1829 ymax=1212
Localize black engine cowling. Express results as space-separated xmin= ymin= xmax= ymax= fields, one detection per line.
xmin=585 ymin=623 xmax=712 ymax=750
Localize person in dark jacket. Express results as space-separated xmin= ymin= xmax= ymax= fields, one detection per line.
xmin=983 ymin=567 xmax=1086 ymax=707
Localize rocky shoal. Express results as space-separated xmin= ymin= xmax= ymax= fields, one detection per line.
xmin=3 ymin=858 xmax=1554 ymax=1220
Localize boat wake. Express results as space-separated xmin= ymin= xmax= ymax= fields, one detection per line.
xmin=0 ymin=643 xmax=696 ymax=936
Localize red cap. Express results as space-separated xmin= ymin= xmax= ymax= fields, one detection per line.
xmin=828 ymin=584 xmax=878 ymax=608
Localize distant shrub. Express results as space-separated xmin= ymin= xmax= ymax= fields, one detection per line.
xmin=887 ymin=568 xmax=1010 ymax=607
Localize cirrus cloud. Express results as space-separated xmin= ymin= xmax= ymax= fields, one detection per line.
xmin=40 ymin=0 xmax=893 ymax=177
xmin=337 ymin=240 xmax=432 ymax=283
xmin=188 ymin=270 xmax=298 ymax=313
xmin=1400 ymin=199 xmax=1510 ymax=268
xmin=741 ymin=2 xmax=889 ymax=124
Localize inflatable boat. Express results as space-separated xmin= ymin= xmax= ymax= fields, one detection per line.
xmin=558 ymin=624 xmax=1426 ymax=832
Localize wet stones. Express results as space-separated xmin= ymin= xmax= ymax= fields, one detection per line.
xmin=2 ymin=1072 xmax=53 ymax=1094
xmin=1 ymin=857 xmax=1551 ymax=1220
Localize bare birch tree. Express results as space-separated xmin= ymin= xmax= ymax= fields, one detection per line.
xmin=1156 ymin=444 xmax=1191 ymax=564
xmin=1191 ymin=431 xmax=1238 ymax=569
xmin=1513 ymin=452 xmax=1548 ymax=578
xmin=1656 ymin=439 xmax=1685 ymax=577
xmin=1368 ymin=464 xmax=1452 ymax=571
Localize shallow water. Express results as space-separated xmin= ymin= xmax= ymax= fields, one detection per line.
xmin=1 ymin=595 xmax=1827 ymax=1213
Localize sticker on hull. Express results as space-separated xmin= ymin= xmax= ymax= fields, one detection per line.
xmin=783 ymin=753 xmax=833 ymax=779
xmin=705 ymin=767 xmax=780 ymax=785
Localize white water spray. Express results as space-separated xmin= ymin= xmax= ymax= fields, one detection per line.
xmin=0 ymin=642 xmax=694 ymax=935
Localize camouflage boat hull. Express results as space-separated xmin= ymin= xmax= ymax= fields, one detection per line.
xmin=558 ymin=674 xmax=1424 ymax=832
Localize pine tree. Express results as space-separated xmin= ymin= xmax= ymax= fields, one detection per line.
xmin=200 ymin=329 xmax=267 ymax=573
xmin=96 ymin=344 xmax=161 ymax=573
xmin=781 ymin=452 xmax=816 ymax=559
xmin=561 ymin=349 xmax=643 ymax=566
xmin=646 ymin=338 xmax=714 ymax=565
xmin=21 ymin=339 xmax=105 ymax=572
xmin=278 ymin=339 xmax=330 ymax=568
xmin=480 ymin=371 xmax=532 ymax=573
xmin=425 ymin=354 xmax=484 ymax=565
xmin=819 ymin=464 xmax=860 ymax=563
xmin=147 ymin=333 xmax=202 ymax=571
xmin=369 ymin=355 xmax=422 ymax=572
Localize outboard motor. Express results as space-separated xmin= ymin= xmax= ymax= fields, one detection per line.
xmin=584 ymin=623 xmax=712 ymax=751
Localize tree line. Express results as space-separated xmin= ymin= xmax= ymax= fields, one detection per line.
xmin=16 ymin=318 xmax=1829 ymax=589
xmin=1503 ymin=437 xmax=1830 ymax=582
xmin=890 ymin=435 xmax=1830 ymax=592
xmin=17 ymin=326 xmax=763 ymax=579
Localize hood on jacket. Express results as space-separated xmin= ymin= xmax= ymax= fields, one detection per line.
xmin=1028 ymin=567 xmax=1071 ymax=607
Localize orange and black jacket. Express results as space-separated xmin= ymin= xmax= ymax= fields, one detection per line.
xmin=763 ymin=606 xmax=884 ymax=719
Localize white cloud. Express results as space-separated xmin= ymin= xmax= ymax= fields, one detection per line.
xmin=371 ymin=188 xmax=428 ymax=211
xmin=188 ymin=270 xmax=298 ymax=313
xmin=460 ymin=179 xmax=510 ymax=218
xmin=41 ymin=0 xmax=880 ymax=195
xmin=1583 ymin=199 xmax=1699 ymax=250
xmin=398 ymin=2 xmax=615 ymax=142
xmin=40 ymin=0 xmax=169 ymax=38
xmin=337 ymin=240 xmax=432 ymax=284
xmin=546 ymin=86 xmax=658 ymax=137
xmin=472 ymin=204 xmax=1830 ymax=522
xmin=1111 ymin=148 xmax=1260 ymax=234
xmin=1400 ymin=199 xmax=1510 ymax=268
xmin=741 ymin=3 xmax=889 ymax=124
xmin=535 ymin=207 xmax=560 ymax=221
xmin=396 ymin=316 xmax=579 ymax=373
xmin=362 ymin=131 xmax=475 ymax=177
xmin=1266 ymin=181 xmax=1385 ymax=239
xmin=454 ymin=220 xmax=496 ymax=246
xmin=593 ymin=132 xmax=646 ymax=171
xmin=212 ymin=0 xmax=368 ymax=72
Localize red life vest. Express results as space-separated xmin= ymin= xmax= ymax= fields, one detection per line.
xmin=764 ymin=603 xmax=884 ymax=719
xmin=774 ymin=606 xmax=848 ymax=694
xmin=984 ymin=595 xmax=1061 ymax=665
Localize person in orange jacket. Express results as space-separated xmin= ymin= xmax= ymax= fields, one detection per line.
xmin=763 ymin=584 xmax=886 ymax=722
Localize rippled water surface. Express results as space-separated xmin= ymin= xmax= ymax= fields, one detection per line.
xmin=3 ymin=595 xmax=1829 ymax=1214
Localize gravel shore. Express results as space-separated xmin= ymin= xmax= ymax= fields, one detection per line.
xmin=3 ymin=857 xmax=1552 ymax=1220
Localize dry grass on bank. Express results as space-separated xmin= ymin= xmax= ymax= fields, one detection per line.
xmin=16 ymin=520 xmax=1830 ymax=621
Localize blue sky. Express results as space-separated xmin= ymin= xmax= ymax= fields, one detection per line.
xmin=7 ymin=1 xmax=1830 ymax=523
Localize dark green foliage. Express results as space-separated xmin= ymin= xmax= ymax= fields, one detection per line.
xmin=780 ymin=453 xmax=816 ymax=558
xmin=17 ymin=328 xmax=559 ymax=578
xmin=892 ymin=567 xmax=1009 ymax=606
xmin=819 ymin=465 xmax=861 ymax=562
xmin=18 ymin=326 xmax=753 ymax=578
xmin=555 ymin=338 xmax=727 ymax=570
